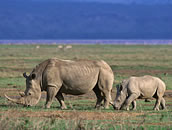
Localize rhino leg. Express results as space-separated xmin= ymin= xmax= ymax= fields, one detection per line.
xmin=124 ymin=94 xmax=139 ymax=111
xmin=93 ymin=85 xmax=104 ymax=109
xmin=45 ymin=86 xmax=59 ymax=109
xmin=153 ymin=88 xmax=165 ymax=111
xmin=153 ymin=98 xmax=161 ymax=111
xmin=97 ymin=71 xmax=113 ymax=109
xmin=103 ymin=90 xmax=112 ymax=109
xmin=55 ymin=92 xmax=67 ymax=109
xmin=131 ymin=100 xmax=137 ymax=110
xmin=160 ymin=97 xmax=166 ymax=110
xmin=145 ymin=99 xmax=151 ymax=102
xmin=154 ymin=85 xmax=166 ymax=111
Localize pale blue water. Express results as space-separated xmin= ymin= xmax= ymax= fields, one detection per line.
xmin=0 ymin=40 xmax=172 ymax=45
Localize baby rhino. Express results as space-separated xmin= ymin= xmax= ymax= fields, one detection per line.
xmin=114 ymin=75 xmax=166 ymax=111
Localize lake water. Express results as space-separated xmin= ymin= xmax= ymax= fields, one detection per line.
xmin=0 ymin=40 xmax=172 ymax=45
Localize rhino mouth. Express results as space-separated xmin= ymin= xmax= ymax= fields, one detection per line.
xmin=113 ymin=102 xmax=125 ymax=110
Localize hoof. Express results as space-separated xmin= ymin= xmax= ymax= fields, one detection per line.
xmin=60 ymin=106 xmax=67 ymax=110
xmin=95 ymin=104 xmax=104 ymax=110
xmin=104 ymin=106 xmax=109 ymax=109
xmin=45 ymin=105 xmax=50 ymax=109
xmin=126 ymin=108 xmax=130 ymax=111
xmin=153 ymin=107 xmax=159 ymax=111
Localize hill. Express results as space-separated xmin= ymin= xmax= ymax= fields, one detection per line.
xmin=0 ymin=0 xmax=172 ymax=39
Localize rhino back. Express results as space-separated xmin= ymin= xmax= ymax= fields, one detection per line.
xmin=42 ymin=59 xmax=104 ymax=94
xmin=61 ymin=61 xmax=100 ymax=94
xmin=127 ymin=76 xmax=163 ymax=98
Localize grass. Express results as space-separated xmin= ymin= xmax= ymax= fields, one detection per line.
xmin=0 ymin=44 xmax=172 ymax=129
xmin=0 ymin=110 xmax=171 ymax=129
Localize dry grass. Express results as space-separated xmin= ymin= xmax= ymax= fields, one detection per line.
xmin=0 ymin=44 xmax=172 ymax=129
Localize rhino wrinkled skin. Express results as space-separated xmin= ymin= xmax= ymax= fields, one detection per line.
xmin=114 ymin=75 xmax=166 ymax=111
xmin=5 ymin=58 xmax=114 ymax=109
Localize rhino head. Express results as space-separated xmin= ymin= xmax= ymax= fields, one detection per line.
xmin=5 ymin=72 xmax=41 ymax=106
xmin=113 ymin=82 xmax=128 ymax=110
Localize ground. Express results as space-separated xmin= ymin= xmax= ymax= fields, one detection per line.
xmin=0 ymin=44 xmax=172 ymax=129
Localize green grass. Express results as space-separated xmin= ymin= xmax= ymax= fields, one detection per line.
xmin=0 ymin=44 xmax=172 ymax=129
xmin=0 ymin=77 xmax=24 ymax=87
xmin=0 ymin=110 xmax=171 ymax=129
xmin=0 ymin=100 xmax=171 ymax=129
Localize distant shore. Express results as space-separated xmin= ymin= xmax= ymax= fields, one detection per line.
xmin=0 ymin=40 xmax=172 ymax=45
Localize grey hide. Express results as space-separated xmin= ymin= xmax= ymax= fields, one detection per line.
xmin=5 ymin=58 xmax=114 ymax=109
xmin=114 ymin=75 xmax=166 ymax=111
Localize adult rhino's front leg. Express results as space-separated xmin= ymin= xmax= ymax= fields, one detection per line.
xmin=45 ymin=85 xmax=59 ymax=109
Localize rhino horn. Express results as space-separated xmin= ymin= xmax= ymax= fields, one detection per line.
xmin=5 ymin=94 xmax=24 ymax=105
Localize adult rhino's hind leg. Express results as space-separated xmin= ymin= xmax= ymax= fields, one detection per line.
xmin=160 ymin=97 xmax=166 ymax=110
xmin=153 ymin=88 xmax=164 ymax=111
xmin=93 ymin=85 xmax=104 ymax=109
xmin=55 ymin=92 xmax=67 ymax=109
xmin=153 ymin=97 xmax=161 ymax=111
xmin=98 ymin=80 xmax=113 ymax=109
xmin=98 ymin=65 xmax=114 ymax=109
xmin=103 ymin=90 xmax=113 ymax=109
xmin=131 ymin=100 xmax=137 ymax=110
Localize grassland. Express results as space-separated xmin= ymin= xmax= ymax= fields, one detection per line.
xmin=0 ymin=44 xmax=172 ymax=129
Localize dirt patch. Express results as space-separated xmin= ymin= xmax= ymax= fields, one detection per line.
xmin=0 ymin=110 xmax=144 ymax=120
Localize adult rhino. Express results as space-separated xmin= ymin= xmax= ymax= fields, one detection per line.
xmin=113 ymin=75 xmax=166 ymax=111
xmin=5 ymin=58 xmax=114 ymax=109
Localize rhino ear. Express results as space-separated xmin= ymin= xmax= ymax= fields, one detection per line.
xmin=31 ymin=73 xmax=36 ymax=80
xmin=23 ymin=72 xmax=28 ymax=78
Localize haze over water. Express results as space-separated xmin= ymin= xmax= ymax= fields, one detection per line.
xmin=0 ymin=40 xmax=172 ymax=45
